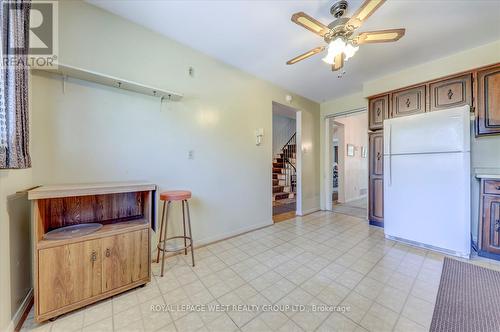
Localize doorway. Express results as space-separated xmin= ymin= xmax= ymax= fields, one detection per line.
xmin=272 ymin=102 xmax=300 ymax=222
xmin=325 ymin=110 xmax=368 ymax=219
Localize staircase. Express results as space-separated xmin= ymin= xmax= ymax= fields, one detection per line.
xmin=273 ymin=133 xmax=297 ymax=202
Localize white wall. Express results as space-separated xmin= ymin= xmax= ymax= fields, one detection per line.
xmin=333 ymin=112 xmax=368 ymax=203
xmin=272 ymin=114 xmax=296 ymax=155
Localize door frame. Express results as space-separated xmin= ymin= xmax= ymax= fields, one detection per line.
xmin=323 ymin=107 xmax=367 ymax=211
xmin=271 ymin=102 xmax=302 ymax=218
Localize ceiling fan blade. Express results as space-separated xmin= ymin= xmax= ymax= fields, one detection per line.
xmin=332 ymin=53 xmax=344 ymax=71
xmin=291 ymin=12 xmax=329 ymax=37
xmin=345 ymin=0 xmax=386 ymax=30
xmin=355 ymin=28 xmax=405 ymax=44
xmin=286 ymin=46 xmax=325 ymax=65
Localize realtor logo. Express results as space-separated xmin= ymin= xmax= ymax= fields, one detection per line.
xmin=3 ymin=0 xmax=58 ymax=68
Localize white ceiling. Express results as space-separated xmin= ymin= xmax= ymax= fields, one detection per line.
xmin=87 ymin=0 xmax=500 ymax=102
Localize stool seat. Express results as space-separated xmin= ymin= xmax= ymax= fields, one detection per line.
xmin=160 ymin=190 xmax=191 ymax=201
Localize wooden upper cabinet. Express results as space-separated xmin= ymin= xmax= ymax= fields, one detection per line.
xmin=429 ymin=74 xmax=472 ymax=112
xmin=476 ymin=64 xmax=500 ymax=136
xmin=38 ymin=240 xmax=102 ymax=315
xmin=369 ymin=95 xmax=389 ymax=130
xmin=391 ymin=85 xmax=426 ymax=118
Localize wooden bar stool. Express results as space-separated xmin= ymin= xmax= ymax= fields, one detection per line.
xmin=156 ymin=190 xmax=194 ymax=277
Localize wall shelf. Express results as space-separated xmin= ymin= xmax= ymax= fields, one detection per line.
xmin=31 ymin=63 xmax=183 ymax=101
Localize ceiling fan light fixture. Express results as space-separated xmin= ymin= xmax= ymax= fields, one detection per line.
xmin=344 ymin=42 xmax=359 ymax=61
xmin=322 ymin=37 xmax=346 ymax=64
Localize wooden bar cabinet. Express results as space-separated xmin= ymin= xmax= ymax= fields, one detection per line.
xmin=28 ymin=182 xmax=156 ymax=322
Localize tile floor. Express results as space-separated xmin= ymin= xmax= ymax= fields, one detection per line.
xmin=21 ymin=211 xmax=500 ymax=332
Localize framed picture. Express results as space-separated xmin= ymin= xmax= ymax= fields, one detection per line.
xmin=347 ymin=144 xmax=355 ymax=157
xmin=361 ymin=146 xmax=367 ymax=158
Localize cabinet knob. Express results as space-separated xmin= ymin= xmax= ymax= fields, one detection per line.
xmin=377 ymin=152 xmax=381 ymax=160
xmin=405 ymin=98 xmax=411 ymax=108
xmin=447 ymin=89 xmax=454 ymax=100
xmin=376 ymin=108 xmax=381 ymax=116
xmin=105 ymin=248 xmax=111 ymax=257
xmin=90 ymin=250 xmax=97 ymax=262
xmin=496 ymin=186 xmax=500 ymax=190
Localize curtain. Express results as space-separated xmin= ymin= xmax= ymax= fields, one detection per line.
xmin=0 ymin=0 xmax=31 ymax=169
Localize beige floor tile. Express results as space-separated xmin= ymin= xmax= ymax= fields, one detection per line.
xmin=393 ymin=316 xmax=427 ymax=332
xmin=174 ymin=312 xmax=205 ymax=332
xmin=353 ymin=277 xmax=383 ymax=300
xmin=83 ymin=300 xmax=113 ymax=327
xmin=113 ymin=306 xmax=142 ymax=331
xmin=51 ymin=312 xmax=84 ymax=332
xmin=359 ymin=303 xmax=398 ymax=332
xmin=317 ymin=312 xmax=359 ymax=331
xmin=82 ymin=317 xmax=113 ymax=332
xmin=375 ymin=286 xmax=409 ymax=313
xmin=401 ymin=296 xmax=434 ymax=328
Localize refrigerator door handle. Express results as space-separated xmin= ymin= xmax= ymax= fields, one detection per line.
xmin=388 ymin=123 xmax=392 ymax=186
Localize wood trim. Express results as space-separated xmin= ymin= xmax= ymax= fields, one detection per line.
xmin=14 ymin=292 xmax=33 ymax=332
xmin=28 ymin=182 xmax=156 ymax=200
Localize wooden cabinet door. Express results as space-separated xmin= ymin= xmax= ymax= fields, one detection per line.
xmin=369 ymin=178 xmax=384 ymax=225
xmin=369 ymin=132 xmax=384 ymax=176
xmin=102 ymin=229 xmax=149 ymax=292
xmin=476 ymin=65 xmax=500 ymax=136
xmin=38 ymin=240 xmax=101 ymax=315
xmin=482 ymin=195 xmax=500 ymax=254
xmin=429 ymin=74 xmax=472 ymax=112
xmin=369 ymin=132 xmax=384 ymax=226
xmin=369 ymin=95 xmax=389 ymax=130
xmin=391 ymin=85 xmax=426 ymax=118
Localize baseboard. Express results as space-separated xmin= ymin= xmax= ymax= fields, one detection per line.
xmin=151 ymin=221 xmax=273 ymax=257
xmin=8 ymin=288 xmax=33 ymax=332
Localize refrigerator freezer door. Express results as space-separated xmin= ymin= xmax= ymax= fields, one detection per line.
xmin=384 ymin=105 xmax=470 ymax=155
xmin=384 ymin=152 xmax=471 ymax=257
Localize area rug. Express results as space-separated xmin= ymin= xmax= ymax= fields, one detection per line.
xmin=430 ymin=257 xmax=500 ymax=332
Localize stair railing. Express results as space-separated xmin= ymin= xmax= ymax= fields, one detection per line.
xmin=280 ymin=133 xmax=296 ymax=193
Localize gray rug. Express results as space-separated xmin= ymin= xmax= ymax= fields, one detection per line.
xmin=430 ymin=257 xmax=500 ymax=332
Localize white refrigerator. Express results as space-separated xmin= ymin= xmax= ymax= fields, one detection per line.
xmin=383 ymin=105 xmax=471 ymax=258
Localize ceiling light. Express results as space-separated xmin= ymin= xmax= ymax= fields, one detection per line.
xmin=322 ymin=37 xmax=346 ymax=64
xmin=344 ymin=42 xmax=359 ymax=61
xmin=322 ymin=38 xmax=359 ymax=64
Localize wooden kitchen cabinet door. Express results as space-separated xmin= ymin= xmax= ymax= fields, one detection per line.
xmin=369 ymin=95 xmax=389 ymax=130
xmin=429 ymin=74 xmax=472 ymax=112
xmin=482 ymin=195 xmax=500 ymax=255
xmin=38 ymin=240 xmax=101 ymax=315
xmin=369 ymin=132 xmax=384 ymax=226
xmin=102 ymin=229 xmax=149 ymax=292
xmin=369 ymin=132 xmax=384 ymax=176
xmin=369 ymin=178 xmax=384 ymax=225
xmin=476 ymin=64 xmax=500 ymax=136
xmin=391 ymin=85 xmax=426 ymax=118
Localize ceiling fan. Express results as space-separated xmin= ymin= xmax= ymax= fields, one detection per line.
xmin=286 ymin=0 xmax=405 ymax=72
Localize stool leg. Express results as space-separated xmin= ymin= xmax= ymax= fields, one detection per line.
xmin=182 ymin=200 xmax=187 ymax=255
xmin=185 ymin=200 xmax=195 ymax=267
xmin=160 ymin=201 xmax=171 ymax=277
xmin=156 ymin=200 xmax=167 ymax=263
